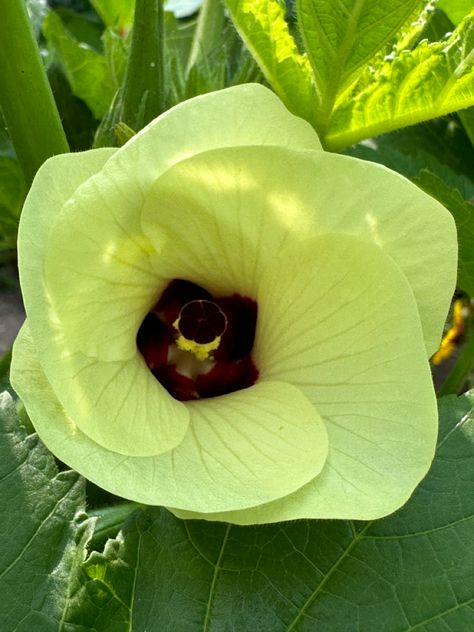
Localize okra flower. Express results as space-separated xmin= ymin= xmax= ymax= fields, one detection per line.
xmin=11 ymin=85 xmax=456 ymax=525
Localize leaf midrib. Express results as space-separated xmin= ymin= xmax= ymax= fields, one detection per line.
xmin=202 ymin=524 xmax=231 ymax=632
xmin=285 ymin=521 xmax=372 ymax=630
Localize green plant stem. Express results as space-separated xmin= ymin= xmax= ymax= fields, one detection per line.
xmin=0 ymin=0 xmax=69 ymax=185
xmin=439 ymin=331 xmax=474 ymax=396
xmin=121 ymin=0 xmax=165 ymax=129
xmin=89 ymin=502 xmax=140 ymax=546
xmin=187 ymin=0 xmax=225 ymax=73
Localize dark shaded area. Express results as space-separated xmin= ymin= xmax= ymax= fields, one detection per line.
xmin=48 ymin=64 xmax=97 ymax=151
xmin=0 ymin=292 xmax=24 ymax=355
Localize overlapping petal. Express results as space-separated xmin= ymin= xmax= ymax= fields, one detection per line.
xmin=10 ymin=84 xmax=456 ymax=523
xmin=17 ymin=85 xmax=323 ymax=459
xmin=43 ymin=84 xmax=322 ymax=362
xmin=12 ymin=326 xmax=328 ymax=511
xmin=141 ymin=145 xmax=456 ymax=356
xmin=170 ymin=235 xmax=438 ymax=523
xmin=18 ymin=148 xmax=116 ymax=341
xmin=17 ymin=150 xmax=188 ymax=456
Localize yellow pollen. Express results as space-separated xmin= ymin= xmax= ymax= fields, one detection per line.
xmin=173 ymin=317 xmax=221 ymax=360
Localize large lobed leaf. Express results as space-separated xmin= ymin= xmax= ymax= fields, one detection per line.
xmin=326 ymin=10 xmax=474 ymax=149
xmin=296 ymin=0 xmax=424 ymax=129
xmin=63 ymin=391 xmax=474 ymax=630
xmin=225 ymin=0 xmax=320 ymax=127
xmin=0 ymin=392 xmax=93 ymax=631
xmin=226 ymin=1 xmax=474 ymax=149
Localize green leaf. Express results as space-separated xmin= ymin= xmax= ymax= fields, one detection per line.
xmin=395 ymin=0 xmax=436 ymax=51
xmin=326 ymin=10 xmax=474 ymax=149
xmin=225 ymin=0 xmax=320 ymax=127
xmin=414 ymin=169 xmax=474 ymax=296
xmin=296 ymin=0 xmax=424 ymax=130
xmin=186 ymin=0 xmax=225 ymax=73
xmin=0 ymin=391 xmax=94 ymax=631
xmin=54 ymin=6 xmax=104 ymax=51
xmin=439 ymin=0 xmax=473 ymax=24
xmin=43 ymin=10 xmax=116 ymax=118
xmin=65 ymin=390 xmax=474 ymax=630
xmin=103 ymin=26 xmax=128 ymax=88
xmin=164 ymin=10 xmax=195 ymax=71
xmin=383 ymin=117 xmax=474 ymax=185
xmin=90 ymin=0 xmax=135 ymax=31
xmin=346 ymin=121 xmax=474 ymax=198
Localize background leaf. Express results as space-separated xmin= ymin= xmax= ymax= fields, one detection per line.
xmin=346 ymin=117 xmax=474 ymax=190
xmin=439 ymin=0 xmax=473 ymax=24
xmin=414 ymin=170 xmax=474 ymax=296
xmin=64 ymin=391 xmax=474 ymax=630
xmin=225 ymin=0 xmax=320 ymax=127
xmin=103 ymin=26 xmax=128 ymax=88
xmin=0 ymin=392 xmax=94 ymax=631
xmin=89 ymin=0 xmax=135 ymax=31
xmin=43 ymin=9 xmax=116 ymax=118
xmin=326 ymin=10 xmax=474 ymax=149
xmin=52 ymin=5 xmax=104 ymax=50
xmin=296 ymin=0 xmax=424 ymax=130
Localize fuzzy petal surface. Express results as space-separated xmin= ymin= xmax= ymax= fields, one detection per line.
xmin=12 ymin=325 xmax=328 ymax=512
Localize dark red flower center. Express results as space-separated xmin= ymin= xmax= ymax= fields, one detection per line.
xmin=137 ymin=279 xmax=259 ymax=401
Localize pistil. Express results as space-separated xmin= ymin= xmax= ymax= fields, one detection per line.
xmin=173 ymin=299 xmax=227 ymax=360
xmin=137 ymin=279 xmax=259 ymax=401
